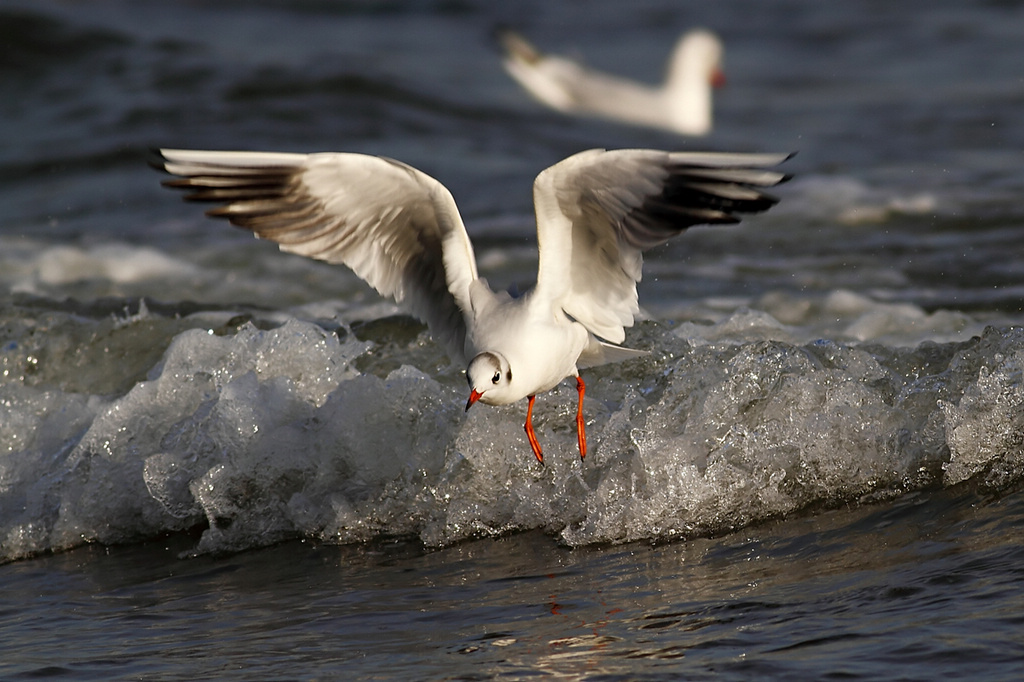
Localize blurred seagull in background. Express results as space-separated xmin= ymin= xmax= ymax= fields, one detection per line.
xmin=498 ymin=29 xmax=724 ymax=136
xmin=154 ymin=147 xmax=790 ymax=463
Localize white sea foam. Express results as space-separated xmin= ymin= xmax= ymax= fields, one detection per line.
xmin=672 ymin=290 xmax=987 ymax=347
xmin=32 ymin=244 xmax=201 ymax=286
xmin=2 ymin=305 xmax=1022 ymax=562
xmin=777 ymin=176 xmax=940 ymax=225
xmin=942 ymin=346 xmax=1024 ymax=486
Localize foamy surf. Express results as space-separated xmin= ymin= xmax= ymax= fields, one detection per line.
xmin=2 ymin=301 xmax=1021 ymax=563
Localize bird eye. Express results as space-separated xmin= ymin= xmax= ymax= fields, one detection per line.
xmin=491 ymin=371 xmax=501 ymax=384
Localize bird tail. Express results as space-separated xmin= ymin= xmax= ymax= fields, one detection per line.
xmin=577 ymin=339 xmax=649 ymax=369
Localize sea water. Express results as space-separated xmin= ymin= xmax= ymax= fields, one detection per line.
xmin=2 ymin=0 xmax=1024 ymax=679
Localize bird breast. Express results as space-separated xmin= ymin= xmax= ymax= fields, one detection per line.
xmin=473 ymin=300 xmax=588 ymax=404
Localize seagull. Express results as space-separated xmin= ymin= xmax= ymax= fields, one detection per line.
xmin=154 ymin=148 xmax=790 ymax=463
xmin=498 ymin=29 xmax=725 ymax=136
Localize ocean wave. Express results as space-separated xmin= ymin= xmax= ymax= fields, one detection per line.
xmin=777 ymin=175 xmax=940 ymax=225
xmin=2 ymin=304 xmax=1021 ymax=563
xmin=0 ymin=7 xmax=127 ymax=76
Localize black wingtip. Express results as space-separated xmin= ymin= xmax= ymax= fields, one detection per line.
xmin=147 ymin=147 xmax=170 ymax=173
xmin=778 ymin=152 xmax=798 ymax=179
xmin=492 ymin=26 xmax=543 ymax=63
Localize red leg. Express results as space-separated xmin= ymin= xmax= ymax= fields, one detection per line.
xmin=576 ymin=375 xmax=587 ymax=460
xmin=524 ymin=395 xmax=543 ymax=464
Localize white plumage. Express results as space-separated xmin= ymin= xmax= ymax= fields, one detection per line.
xmin=499 ymin=30 xmax=725 ymax=136
xmin=155 ymin=147 xmax=790 ymax=462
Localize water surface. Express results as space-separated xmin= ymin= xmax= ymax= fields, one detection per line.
xmin=2 ymin=0 xmax=1024 ymax=678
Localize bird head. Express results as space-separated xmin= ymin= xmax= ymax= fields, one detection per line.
xmin=465 ymin=351 xmax=512 ymax=410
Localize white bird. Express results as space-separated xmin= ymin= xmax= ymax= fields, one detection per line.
xmin=154 ymin=148 xmax=790 ymax=463
xmin=498 ymin=29 xmax=725 ymax=136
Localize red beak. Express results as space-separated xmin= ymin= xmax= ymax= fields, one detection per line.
xmin=711 ymin=68 xmax=726 ymax=89
xmin=465 ymin=389 xmax=483 ymax=412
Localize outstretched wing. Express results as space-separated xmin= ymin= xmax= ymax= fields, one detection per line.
xmin=498 ymin=30 xmax=661 ymax=117
xmin=497 ymin=29 xmax=720 ymax=136
xmin=498 ymin=29 xmax=585 ymax=113
xmin=154 ymin=149 xmax=479 ymax=362
xmin=532 ymin=148 xmax=791 ymax=344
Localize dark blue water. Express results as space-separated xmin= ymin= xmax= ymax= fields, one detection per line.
xmin=3 ymin=0 xmax=1024 ymax=678
xmin=4 ymin=489 xmax=1024 ymax=679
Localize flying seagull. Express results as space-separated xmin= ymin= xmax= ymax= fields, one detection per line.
xmin=154 ymin=147 xmax=790 ymax=463
xmin=498 ymin=29 xmax=724 ymax=136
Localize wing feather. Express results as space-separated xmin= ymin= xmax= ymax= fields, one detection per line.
xmin=154 ymin=148 xmax=479 ymax=362
xmin=533 ymin=148 xmax=791 ymax=343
